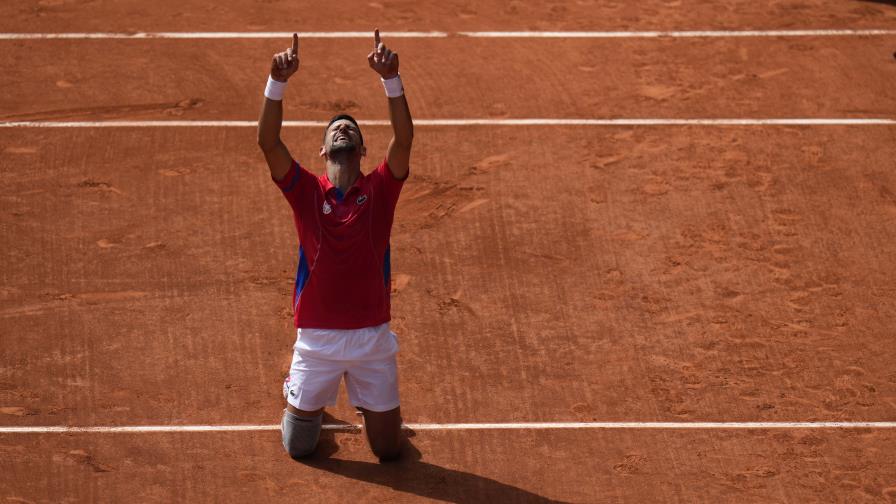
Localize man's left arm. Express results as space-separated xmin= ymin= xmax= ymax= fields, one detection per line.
xmin=368 ymin=29 xmax=413 ymax=180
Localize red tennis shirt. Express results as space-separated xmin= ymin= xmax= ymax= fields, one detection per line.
xmin=273 ymin=158 xmax=405 ymax=329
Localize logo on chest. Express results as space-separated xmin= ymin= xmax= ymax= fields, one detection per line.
xmin=322 ymin=193 xmax=367 ymax=216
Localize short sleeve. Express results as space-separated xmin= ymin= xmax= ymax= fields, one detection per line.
xmin=371 ymin=158 xmax=406 ymax=211
xmin=272 ymin=160 xmax=318 ymax=214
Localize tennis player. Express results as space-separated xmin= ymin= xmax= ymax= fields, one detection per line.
xmin=257 ymin=29 xmax=412 ymax=461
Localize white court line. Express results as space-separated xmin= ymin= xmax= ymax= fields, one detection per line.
xmin=1 ymin=119 xmax=894 ymax=128
xmin=2 ymin=422 xmax=896 ymax=433
xmin=460 ymin=29 xmax=896 ymax=38
xmin=0 ymin=31 xmax=449 ymax=40
xmin=1 ymin=30 xmax=896 ymax=40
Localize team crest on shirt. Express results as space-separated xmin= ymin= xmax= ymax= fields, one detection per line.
xmin=322 ymin=201 xmax=332 ymax=215
xmin=356 ymin=194 xmax=368 ymax=205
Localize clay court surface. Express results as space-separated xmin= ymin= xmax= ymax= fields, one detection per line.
xmin=2 ymin=1 xmax=896 ymax=502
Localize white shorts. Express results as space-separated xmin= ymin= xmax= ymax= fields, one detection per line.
xmin=283 ymin=322 xmax=400 ymax=412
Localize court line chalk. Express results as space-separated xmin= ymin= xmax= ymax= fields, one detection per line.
xmin=0 ymin=31 xmax=448 ymax=40
xmin=460 ymin=29 xmax=896 ymax=38
xmin=1 ymin=30 xmax=895 ymax=40
xmin=2 ymin=421 xmax=896 ymax=433
xmin=1 ymin=119 xmax=894 ymax=128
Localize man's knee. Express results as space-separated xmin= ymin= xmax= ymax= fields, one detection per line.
xmin=373 ymin=444 xmax=402 ymax=462
xmin=358 ymin=406 xmax=403 ymax=462
xmin=281 ymin=409 xmax=322 ymax=459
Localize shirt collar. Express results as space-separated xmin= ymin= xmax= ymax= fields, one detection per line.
xmin=322 ymin=171 xmax=365 ymax=200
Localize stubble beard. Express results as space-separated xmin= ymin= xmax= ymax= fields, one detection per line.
xmin=328 ymin=140 xmax=358 ymax=158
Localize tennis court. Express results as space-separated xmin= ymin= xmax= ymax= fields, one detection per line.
xmin=2 ymin=1 xmax=896 ymax=502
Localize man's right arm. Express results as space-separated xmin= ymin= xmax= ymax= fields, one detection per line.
xmin=258 ymin=33 xmax=300 ymax=182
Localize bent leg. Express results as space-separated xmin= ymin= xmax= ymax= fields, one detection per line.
xmin=358 ymin=406 xmax=403 ymax=461
xmin=343 ymin=326 xmax=402 ymax=461
xmin=281 ymin=330 xmax=344 ymax=460
xmin=281 ymin=406 xmax=323 ymax=459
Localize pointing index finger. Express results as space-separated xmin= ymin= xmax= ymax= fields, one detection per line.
xmin=374 ymin=28 xmax=380 ymax=49
xmin=292 ymin=33 xmax=298 ymax=54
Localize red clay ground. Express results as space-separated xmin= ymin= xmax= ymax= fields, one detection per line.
xmin=3 ymin=430 xmax=896 ymax=502
xmin=3 ymin=125 xmax=896 ymax=501
xmin=1 ymin=0 xmax=895 ymax=33
xmin=2 ymin=37 xmax=896 ymax=121
xmin=2 ymin=1 xmax=896 ymax=503
xmin=1 ymin=125 xmax=896 ymax=426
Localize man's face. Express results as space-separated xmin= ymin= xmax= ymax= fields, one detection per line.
xmin=324 ymin=119 xmax=364 ymax=156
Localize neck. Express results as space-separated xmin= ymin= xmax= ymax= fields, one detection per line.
xmin=325 ymin=155 xmax=361 ymax=194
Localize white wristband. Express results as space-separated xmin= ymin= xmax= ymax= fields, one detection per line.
xmin=381 ymin=75 xmax=404 ymax=98
xmin=265 ymin=75 xmax=287 ymax=101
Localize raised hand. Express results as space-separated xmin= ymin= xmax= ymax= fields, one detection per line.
xmin=367 ymin=28 xmax=399 ymax=79
xmin=271 ymin=33 xmax=300 ymax=82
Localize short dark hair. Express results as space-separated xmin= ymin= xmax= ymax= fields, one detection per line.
xmin=324 ymin=114 xmax=363 ymax=145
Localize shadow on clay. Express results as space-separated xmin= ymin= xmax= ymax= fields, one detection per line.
xmin=293 ymin=419 xmax=569 ymax=504
xmin=857 ymin=0 xmax=896 ymax=7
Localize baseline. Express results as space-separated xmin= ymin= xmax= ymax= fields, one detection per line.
xmin=2 ymin=119 xmax=895 ymax=128
xmin=3 ymin=422 xmax=896 ymax=434
xmin=2 ymin=29 xmax=896 ymax=40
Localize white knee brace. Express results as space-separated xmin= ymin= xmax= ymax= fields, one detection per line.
xmin=281 ymin=409 xmax=322 ymax=459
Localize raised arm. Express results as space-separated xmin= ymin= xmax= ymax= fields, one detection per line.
xmin=368 ymin=29 xmax=413 ymax=180
xmin=258 ymin=33 xmax=300 ymax=182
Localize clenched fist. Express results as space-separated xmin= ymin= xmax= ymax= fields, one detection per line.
xmin=271 ymin=33 xmax=300 ymax=82
xmin=367 ymin=29 xmax=399 ymax=79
